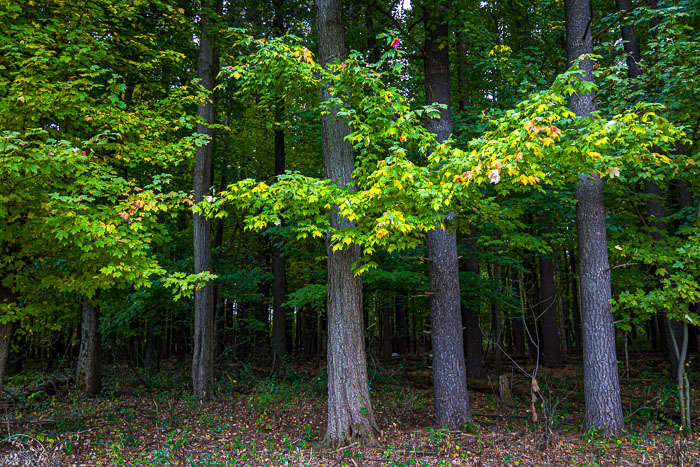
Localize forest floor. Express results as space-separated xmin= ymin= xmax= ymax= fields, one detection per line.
xmin=0 ymin=354 xmax=698 ymax=466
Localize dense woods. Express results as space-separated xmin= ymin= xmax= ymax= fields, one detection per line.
xmin=1 ymin=0 xmax=699 ymax=464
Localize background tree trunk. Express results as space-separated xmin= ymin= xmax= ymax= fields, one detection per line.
xmin=539 ymin=252 xmax=562 ymax=368
xmin=316 ymin=0 xmax=379 ymax=446
xmin=271 ymin=0 xmax=288 ymax=375
xmin=462 ymin=229 xmax=484 ymax=379
xmin=0 ymin=322 xmax=13 ymax=393
xmin=424 ymin=0 xmax=472 ymax=428
xmin=75 ymin=303 xmax=101 ymax=397
xmin=382 ymin=294 xmax=392 ymax=367
xmin=192 ymin=0 xmax=215 ymax=400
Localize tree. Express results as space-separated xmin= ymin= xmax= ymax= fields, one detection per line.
xmin=271 ymin=0 xmax=288 ymax=373
xmin=564 ymin=0 xmax=625 ymax=436
xmin=423 ymin=0 xmax=473 ymax=428
xmin=315 ymin=0 xmax=379 ymax=446
xmin=192 ymin=0 xmax=216 ymax=401
xmin=75 ymin=303 xmax=102 ymax=397
xmin=0 ymin=0 xmax=206 ymax=394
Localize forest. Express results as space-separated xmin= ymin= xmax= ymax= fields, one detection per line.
xmin=0 ymin=0 xmax=699 ymax=464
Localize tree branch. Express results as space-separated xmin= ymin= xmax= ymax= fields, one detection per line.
xmin=592 ymin=0 xmax=645 ymax=41
xmin=373 ymin=4 xmax=427 ymax=59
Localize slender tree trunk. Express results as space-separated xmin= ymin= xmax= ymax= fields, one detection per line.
xmin=539 ymin=252 xmax=562 ymax=368
xmin=316 ymin=0 xmax=378 ymax=446
xmin=255 ymin=277 xmax=271 ymax=365
xmin=365 ymin=0 xmax=380 ymax=64
xmin=462 ymin=228 xmax=484 ymax=379
xmin=192 ymin=0 xmax=215 ymax=400
xmin=554 ymin=246 xmax=570 ymax=357
xmin=145 ymin=320 xmax=160 ymax=375
xmin=76 ymin=303 xmax=101 ymax=397
xmin=381 ymin=294 xmax=392 ymax=366
xmin=271 ymin=0 xmax=288 ymax=375
xmin=618 ymin=0 xmax=685 ymax=378
xmin=0 ymin=283 xmax=15 ymax=393
xmin=570 ymin=251 xmax=582 ymax=354
xmin=615 ymin=0 xmax=642 ymax=79
xmin=395 ymin=295 xmax=408 ymax=355
xmin=565 ymin=0 xmax=624 ymax=436
xmin=271 ymin=239 xmax=287 ymax=372
xmin=492 ymin=262 xmax=503 ymax=375
xmin=424 ymin=0 xmax=472 ymax=428
xmin=511 ymin=269 xmax=526 ymax=356
xmin=0 ymin=322 xmax=13 ymax=393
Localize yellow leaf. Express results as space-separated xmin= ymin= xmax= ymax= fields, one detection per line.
xmin=178 ymin=7 xmax=185 ymax=14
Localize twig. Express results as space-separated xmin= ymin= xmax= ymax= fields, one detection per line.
xmin=373 ymin=5 xmax=427 ymax=58
xmin=592 ymin=0 xmax=645 ymax=41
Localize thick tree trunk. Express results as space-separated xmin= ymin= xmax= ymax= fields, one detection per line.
xmin=539 ymin=252 xmax=562 ymax=368
xmin=565 ymin=0 xmax=624 ymax=436
xmin=316 ymin=0 xmax=378 ymax=446
xmin=75 ymin=303 xmax=101 ymax=397
xmin=192 ymin=0 xmax=215 ymax=400
xmin=424 ymin=0 xmax=472 ymax=428
xmin=575 ymin=175 xmax=625 ymax=435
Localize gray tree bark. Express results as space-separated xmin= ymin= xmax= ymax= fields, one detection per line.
xmin=315 ymin=0 xmax=379 ymax=447
xmin=424 ymin=0 xmax=472 ymax=428
xmin=75 ymin=303 xmax=101 ymax=397
xmin=565 ymin=0 xmax=625 ymax=436
xmin=192 ymin=0 xmax=215 ymax=400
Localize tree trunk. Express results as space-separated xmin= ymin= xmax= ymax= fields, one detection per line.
xmin=192 ymin=0 xmax=215 ymax=400
xmin=254 ymin=271 xmax=271 ymax=365
xmin=381 ymin=294 xmax=392 ymax=366
xmin=570 ymin=251 xmax=582 ymax=354
xmin=539 ymin=252 xmax=562 ymax=368
xmin=75 ymin=303 xmax=101 ymax=397
xmin=615 ymin=0 xmax=642 ymax=79
xmin=424 ymin=0 xmax=472 ymax=428
xmin=492 ymin=262 xmax=503 ymax=375
xmin=565 ymin=0 xmax=624 ymax=436
xmin=462 ymin=228 xmax=484 ymax=379
xmin=511 ymin=269 xmax=526 ymax=356
xmin=271 ymin=0 xmax=288 ymax=375
xmin=0 ymin=322 xmax=13 ymax=393
xmin=315 ymin=0 xmax=378 ymax=446
xmin=145 ymin=320 xmax=160 ymax=375
xmin=272 ymin=239 xmax=287 ymax=372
